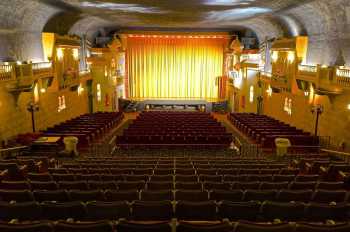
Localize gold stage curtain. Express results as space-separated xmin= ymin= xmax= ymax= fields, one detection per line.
xmin=127 ymin=37 xmax=225 ymax=99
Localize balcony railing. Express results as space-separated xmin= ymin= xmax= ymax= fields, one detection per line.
xmin=336 ymin=68 xmax=350 ymax=78
xmin=0 ymin=62 xmax=53 ymax=83
xmin=335 ymin=67 xmax=350 ymax=87
xmin=32 ymin=62 xmax=52 ymax=75
xmin=0 ymin=64 xmax=15 ymax=81
xmin=260 ymin=71 xmax=272 ymax=78
xmin=298 ymin=64 xmax=317 ymax=73
xmin=15 ymin=64 xmax=33 ymax=77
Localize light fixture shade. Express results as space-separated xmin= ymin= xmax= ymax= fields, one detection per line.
xmin=287 ymin=52 xmax=295 ymax=63
xmin=73 ymin=48 xmax=79 ymax=60
xmin=266 ymin=85 xmax=272 ymax=96
xmin=42 ymin=33 xmax=55 ymax=61
xmin=57 ymin=48 xmax=64 ymax=60
xmin=271 ymin=51 xmax=278 ymax=62
xmin=33 ymin=83 xmax=39 ymax=103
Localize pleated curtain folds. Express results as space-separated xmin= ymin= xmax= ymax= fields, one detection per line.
xmin=127 ymin=37 xmax=225 ymax=99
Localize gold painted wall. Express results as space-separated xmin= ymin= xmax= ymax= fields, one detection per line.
xmin=0 ymin=83 xmax=89 ymax=143
xmin=228 ymin=71 xmax=350 ymax=151
xmin=90 ymin=65 xmax=117 ymax=113
xmin=263 ymin=90 xmax=350 ymax=151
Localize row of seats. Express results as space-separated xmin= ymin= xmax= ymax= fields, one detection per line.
xmin=76 ymin=156 xmax=277 ymax=161
xmin=0 ymin=200 xmax=349 ymax=221
xmin=1 ymin=189 xmax=348 ymax=204
xmin=0 ymin=159 xmax=53 ymax=181
xmin=0 ymin=220 xmax=348 ymax=232
xmin=43 ymin=112 xmax=124 ymax=147
xmin=228 ymin=113 xmax=318 ymax=149
xmin=48 ymin=167 xmax=298 ymax=175
xmin=117 ymin=111 xmax=232 ymax=148
xmin=30 ymin=172 xmax=318 ymax=182
xmin=58 ymin=162 xmax=292 ymax=168
xmin=0 ymin=179 xmax=345 ymax=191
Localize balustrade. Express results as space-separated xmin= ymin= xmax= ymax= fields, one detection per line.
xmin=336 ymin=67 xmax=350 ymax=87
xmin=32 ymin=62 xmax=52 ymax=75
xmin=0 ymin=62 xmax=53 ymax=83
xmin=298 ymin=64 xmax=317 ymax=74
xmin=0 ymin=64 xmax=15 ymax=81
xmin=15 ymin=63 xmax=32 ymax=78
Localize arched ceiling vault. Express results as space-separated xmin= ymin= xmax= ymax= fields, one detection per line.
xmin=283 ymin=0 xmax=350 ymax=65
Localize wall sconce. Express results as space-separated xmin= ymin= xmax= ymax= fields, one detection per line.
xmin=73 ymin=49 xmax=79 ymax=60
xmin=304 ymin=91 xmax=309 ymax=97
xmin=33 ymin=83 xmax=39 ymax=103
xmin=311 ymin=104 xmax=324 ymax=136
xmin=27 ymin=101 xmax=40 ymax=132
xmin=97 ymin=84 xmax=102 ymax=102
xmin=347 ymin=104 xmax=350 ymax=110
xmin=57 ymin=48 xmax=64 ymax=60
xmin=287 ymin=52 xmax=295 ymax=63
xmin=77 ymin=84 xmax=84 ymax=96
xmin=16 ymin=61 xmax=22 ymax=65
xmin=104 ymin=66 xmax=108 ymax=77
xmin=249 ymin=85 xmax=254 ymax=103
xmin=266 ymin=85 xmax=272 ymax=97
xmin=288 ymin=98 xmax=292 ymax=115
xmin=40 ymin=88 xmax=46 ymax=93
xmin=271 ymin=51 xmax=278 ymax=62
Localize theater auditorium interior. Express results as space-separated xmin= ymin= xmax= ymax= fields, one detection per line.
xmin=1 ymin=0 xmax=350 ymax=231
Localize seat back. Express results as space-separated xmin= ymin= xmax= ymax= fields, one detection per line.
xmin=33 ymin=190 xmax=70 ymax=202
xmin=116 ymin=221 xmax=172 ymax=232
xmin=0 ymin=189 xmax=34 ymax=202
xmin=104 ymin=190 xmax=139 ymax=202
xmin=141 ymin=190 xmax=174 ymax=201
xmin=55 ymin=221 xmax=113 ymax=232
xmin=175 ymin=190 xmax=208 ymax=201
xmin=235 ymin=221 xmax=294 ymax=232
xmin=0 ymin=222 xmax=52 ymax=232
xmin=218 ymin=201 xmax=260 ymax=221
xmin=176 ymin=201 xmax=217 ymax=220
xmin=132 ymin=200 xmax=173 ymax=220
xmin=86 ymin=201 xmax=129 ymax=220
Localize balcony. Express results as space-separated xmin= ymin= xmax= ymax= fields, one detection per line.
xmin=1 ymin=62 xmax=54 ymax=104
xmin=0 ymin=62 xmax=53 ymax=84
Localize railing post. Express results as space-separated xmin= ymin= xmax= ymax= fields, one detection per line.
xmin=316 ymin=64 xmax=321 ymax=87
xmin=10 ymin=64 xmax=16 ymax=81
xmin=332 ymin=66 xmax=338 ymax=85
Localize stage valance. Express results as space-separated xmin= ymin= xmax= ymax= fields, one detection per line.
xmin=126 ymin=36 xmax=225 ymax=99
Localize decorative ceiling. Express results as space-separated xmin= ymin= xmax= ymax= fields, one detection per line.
xmin=56 ymin=0 xmax=313 ymax=29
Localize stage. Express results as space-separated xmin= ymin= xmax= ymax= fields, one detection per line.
xmin=126 ymin=98 xmax=226 ymax=112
